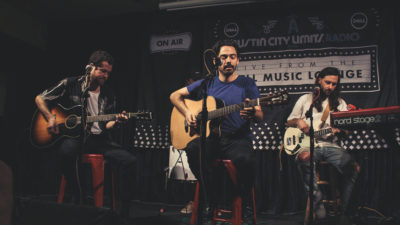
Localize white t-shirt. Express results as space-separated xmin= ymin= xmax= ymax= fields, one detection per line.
xmin=87 ymin=91 xmax=102 ymax=134
xmin=287 ymin=93 xmax=348 ymax=148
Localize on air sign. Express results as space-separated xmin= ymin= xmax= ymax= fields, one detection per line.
xmin=150 ymin=32 xmax=192 ymax=53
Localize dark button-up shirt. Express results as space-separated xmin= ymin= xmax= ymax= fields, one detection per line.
xmin=39 ymin=75 xmax=117 ymax=134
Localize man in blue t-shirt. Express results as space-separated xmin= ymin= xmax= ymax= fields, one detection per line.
xmin=170 ymin=39 xmax=263 ymax=211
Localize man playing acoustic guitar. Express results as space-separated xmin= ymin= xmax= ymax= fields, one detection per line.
xmin=286 ymin=67 xmax=359 ymax=223
xmin=34 ymin=50 xmax=136 ymax=219
xmin=170 ymin=39 xmax=263 ymax=221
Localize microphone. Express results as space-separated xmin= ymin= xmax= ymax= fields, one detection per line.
xmin=83 ymin=65 xmax=92 ymax=93
xmin=347 ymin=104 xmax=358 ymax=111
xmin=85 ymin=65 xmax=92 ymax=75
xmin=312 ymin=86 xmax=320 ymax=96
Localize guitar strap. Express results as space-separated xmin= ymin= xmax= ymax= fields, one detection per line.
xmin=320 ymin=100 xmax=330 ymax=128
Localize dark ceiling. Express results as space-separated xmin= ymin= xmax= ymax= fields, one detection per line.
xmin=0 ymin=0 xmax=159 ymax=21
xmin=0 ymin=0 xmax=390 ymax=49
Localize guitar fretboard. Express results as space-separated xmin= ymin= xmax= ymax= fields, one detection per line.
xmin=195 ymin=90 xmax=288 ymax=121
xmin=206 ymin=99 xmax=259 ymax=120
xmin=79 ymin=113 xmax=142 ymax=123
xmin=315 ymin=128 xmax=332 ymax=137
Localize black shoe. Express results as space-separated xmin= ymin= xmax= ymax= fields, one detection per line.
xmin=242 ymin=206 xmax=255 ymax=225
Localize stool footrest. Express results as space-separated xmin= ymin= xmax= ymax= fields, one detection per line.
xmin=217 ymin=209 xmax=233 ymax=213
xmin=317 ymin=181 xmax=329 ymax=185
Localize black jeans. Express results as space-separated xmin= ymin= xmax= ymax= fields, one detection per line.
xmin=185 ymin=134 xmax=256 ymax=205
xmin=57 ymin=134 xmax=136 ymax=208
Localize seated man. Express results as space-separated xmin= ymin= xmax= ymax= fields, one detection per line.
xmin=34 ymin=50 xmax=136 ymax=219
xmin=170 ymin=39 xmax=263 ymax=218
xmin=286 ymin=67 xmax=359 ymax=222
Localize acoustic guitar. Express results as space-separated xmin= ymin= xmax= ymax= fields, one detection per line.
xmin=170 ymin=90 xmax=289 ymax=149
xmin=30 ymin=104 xmax=152 ymax=148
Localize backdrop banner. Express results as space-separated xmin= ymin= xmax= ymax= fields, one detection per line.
xmin=204 ymin=7 xmax=398 ymax=118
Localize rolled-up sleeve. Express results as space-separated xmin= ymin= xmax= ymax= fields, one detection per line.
xmin=39 ymin=78 xmax=68 ymax=103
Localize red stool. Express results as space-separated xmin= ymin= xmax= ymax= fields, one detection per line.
xmin=190 ymin=159 xmax=257 ymax=225
xmin=57 ymin=154 xmax=116 ymax=210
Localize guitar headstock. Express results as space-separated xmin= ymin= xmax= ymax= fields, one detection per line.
xmin=259 ymin=89 xmax=290 ymax=106
xmin=130 ymin=111 xmax=153 ymax=121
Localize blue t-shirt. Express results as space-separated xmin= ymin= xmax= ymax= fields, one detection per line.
xmin=186 ymin=75 xmax=260 ymax=135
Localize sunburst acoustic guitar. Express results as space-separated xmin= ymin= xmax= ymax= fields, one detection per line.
xmin=30 ymin=104 xmax=152 ymax=148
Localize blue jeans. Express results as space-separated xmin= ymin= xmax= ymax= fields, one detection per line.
xmin=297 ymin=146 xmax=358 ymax=216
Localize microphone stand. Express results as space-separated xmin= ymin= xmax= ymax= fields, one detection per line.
xmin=77 ymin=70 xmax=91 ymax=204
xmin=197 ymin=50 xmax=218 ymax=225
xmin=304 ymin=90 xmax=320 ymax=225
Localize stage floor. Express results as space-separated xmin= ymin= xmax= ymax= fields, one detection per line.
xmin=126 ymin=201 xmax=340 ymax=225
xmin=13 ymin=196 xmax=357 ymax=225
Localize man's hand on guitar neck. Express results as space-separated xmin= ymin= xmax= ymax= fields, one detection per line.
xmin=115 ymin=110 xmax=128 ymax=123
xmin=332 ymin=127 xmax=349 ymax=138
xmin=107 ymin=110 xmax=128 ymax=129
xmin=240 ymin=98 xmax=263 ymax=121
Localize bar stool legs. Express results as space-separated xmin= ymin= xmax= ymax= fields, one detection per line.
xmin=57 ymin=154 xmax=115 ymax=210
xmin=190 ymin=159 xmax=257 ymax=225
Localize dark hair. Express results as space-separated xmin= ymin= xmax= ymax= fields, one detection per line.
xmin=88 ymin=50 xmax=114 ymax=67
xmin=212 ymin=39 xmax=240 ymax=56
xmin=314 ymin=67 xmax=341 ymax=112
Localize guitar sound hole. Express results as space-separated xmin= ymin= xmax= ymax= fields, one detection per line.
xmin=66 ymin=116 xmax=78 ymax=128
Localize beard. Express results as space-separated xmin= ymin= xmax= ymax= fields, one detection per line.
xmin=220 ymin=64 xmax=235 ymax=77
xmin=90 ymin=77 xmax=106 ymax=87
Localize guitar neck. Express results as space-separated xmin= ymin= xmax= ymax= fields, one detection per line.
xmin=314 ymin=128 xmax=332 ymax=137
xmin=84 ymin=113 xmax=136 ymax=123
xmin=207 ymin=99 xmax=259 ymax=120
xmin=196 ymin=90 xmax=288 ymax=121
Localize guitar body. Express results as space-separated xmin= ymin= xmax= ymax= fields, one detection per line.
xmin=283 ymin=127 xmax=312 ymax=155
xmin=284 ymin=122 xmax=333 ymax=155
xmin=30 ymin=104 xmax=82 ymax=148
xmin=170 ymin=90 xmax=289 ymax=150
xmin=170 ymin=96 xmax=224 ymax=150
xmin=31 ymin=104 xmax=152 ymax=148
